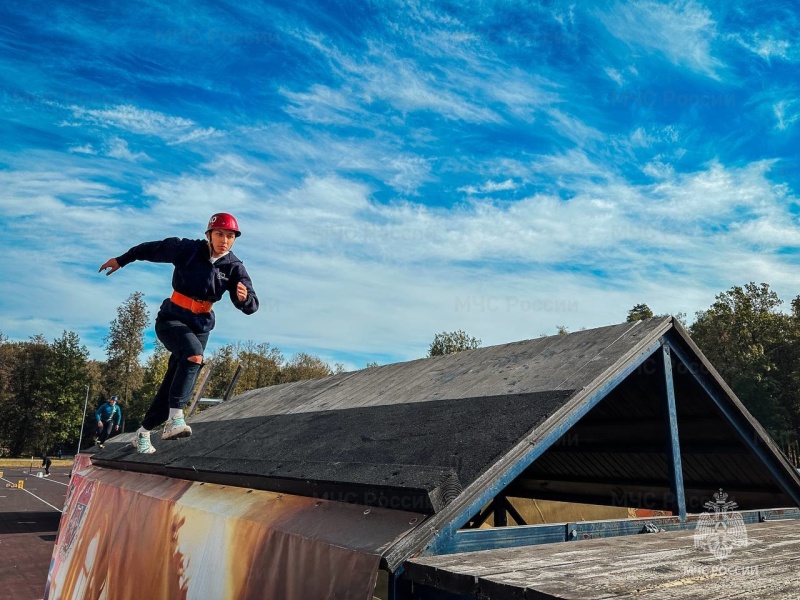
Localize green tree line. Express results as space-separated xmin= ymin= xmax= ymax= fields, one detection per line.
xmin=0 ymin=292 xmax=346 ymax=456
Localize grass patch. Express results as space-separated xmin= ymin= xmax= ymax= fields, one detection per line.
xmin=0 ymin=458 xmax=75 ymax=468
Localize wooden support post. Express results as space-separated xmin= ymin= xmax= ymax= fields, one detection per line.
xmin=185 ymin=361 xmax=215 ymax=418
xmin=223 ymin=364 xmax=244 ymax=401
xmin=388 ymin=567 xmax=412 ymax=600
xmin=661 ymin=344 xmax=687 ymax=522
xmin=467 ymin=503 xmax=494 ymax=529
xmin=493 ymin=496 xmax=507 ymax=527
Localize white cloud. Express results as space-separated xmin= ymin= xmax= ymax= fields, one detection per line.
xmin=642 ymin=160 xmax=674 ymax=179
xmin=289 ymin=25 xmax=561 ymax=126
xmin=628 ymin=126 xmax=680 ymax=148
xmin=773 ymin=100 xmax=800 ymax=131
xmin=605 ymin=67 xmax=624 ymax=86
xmin=142 ymin=176 xmax=256 ymax=232
xmin=170 ymin=127 xmax=220 ymax=146
xmin=0 ymin=170 xmax=114 ymax=219
xmin=71 ymin=104 xmax=192 ymax=132
xmin=530 ymin=148 xmax=609 ymax=179
xmin=281 ymin=84 xmax=368 ymax=125
xmin=232 ymin=158 xmax=798 ymax=358
xmin=733 ymin=216 xmax=800 ymax=248
xmin=243 ymin=158 xmax=794 ymax=279
xmin=106 ymin=137 xmax=149 ymax=161
xmin=2 ymin=150 xmax=799 ymax=365
xmin=68 ymin=144 xmax=97 ymax=155
xmin=644 ymin=160 xmax=775 ymax=222
xmin=600 ymin=0 xmax=724 ymax=78
xmin=740 ymin=35 xmax=791 ymax=62
xmin=459 ymin=179 xmax=518 ymax=195
xmin=546 ymin=108 xmax=604 ymax=144
xmin=551 ymin=4 xmax=576 ymax=27
xmin=234 ymin=123 xmax=434 ymax=194
xmin=68 ymin=104 xmax=219 ymax=145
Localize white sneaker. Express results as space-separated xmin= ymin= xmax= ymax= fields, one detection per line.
xmin=132 ymin=432 xmax=156 ymax=454
xmin=162 ymin=413 xmax=192 ymax=440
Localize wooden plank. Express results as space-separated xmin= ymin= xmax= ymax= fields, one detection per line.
xmin=405 ymin=520 xmax=800 ymax=600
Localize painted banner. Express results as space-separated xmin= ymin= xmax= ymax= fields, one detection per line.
xmin=45 ymin=456 xmax=422 ymax=600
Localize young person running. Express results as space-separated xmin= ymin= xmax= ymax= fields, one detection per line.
xmin=41 ymin=453 xmax=52 ymax=477
xmin=99 ymin=213 xmax=259 ymax=454
xmin=94 ymin=394 xmax=122 ymax=448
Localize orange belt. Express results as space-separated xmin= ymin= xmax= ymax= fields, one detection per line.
xmin=170 ymin=291 xmax=214 ymax=314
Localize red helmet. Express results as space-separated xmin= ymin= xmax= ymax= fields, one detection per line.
xmin=206 ymin=213 xmax=241 ymax=237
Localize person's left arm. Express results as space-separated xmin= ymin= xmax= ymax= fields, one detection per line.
xmin=229 ymin=263 xmax=259 ymax=315
xmin=94 ymin=404 xmax=105 ymax=427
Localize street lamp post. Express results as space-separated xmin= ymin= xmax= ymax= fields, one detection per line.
xmin=76 ymin=384 xmax=90 ymax=455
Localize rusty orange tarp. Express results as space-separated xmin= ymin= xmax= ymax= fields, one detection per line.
xmin=45 ymin=455 xmax=423 ymax=600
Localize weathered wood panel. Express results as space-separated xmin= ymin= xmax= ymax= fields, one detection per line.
xmin=405 ymin=519 xmax=800 ymax=599
xmin=193 ymin=320 xmax=669 ymax=420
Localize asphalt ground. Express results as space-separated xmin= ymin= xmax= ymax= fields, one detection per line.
xmin=0 ymin=466 xmax=71 ymax=600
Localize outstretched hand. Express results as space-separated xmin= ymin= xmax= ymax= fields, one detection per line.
xmin=99 ymin=258 xmax=120 ymax=276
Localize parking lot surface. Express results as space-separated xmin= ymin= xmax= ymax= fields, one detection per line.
xmin=0 ymin=466 xmax=70 ymax=600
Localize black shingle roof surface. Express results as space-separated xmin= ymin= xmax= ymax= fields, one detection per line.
xmin=96 ymin=318 xmax=671 ymax=511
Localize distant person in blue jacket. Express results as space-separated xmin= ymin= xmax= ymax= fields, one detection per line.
xmin=94 ymin=395 xmax=122 ymax=448
xmin=99 ymin=213 xmax=259 ymax=454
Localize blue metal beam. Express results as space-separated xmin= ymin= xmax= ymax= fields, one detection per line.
xmin=443 ymin=506 xmax=800 ymax=555
xmin=388 ymin=566 xmax=412 ymax=600
xmin=665 ymin=337 xmax=800 ymax=509
xmin=449 ymin=523 xmax=567 ymax=553
xmin=424 ymin=337 xmax=665 ymax=556
xmin=661 ymin=344 xmax=687 ymax=522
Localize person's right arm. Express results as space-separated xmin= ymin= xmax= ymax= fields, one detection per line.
xmin=99 ymin=238 xmax=186 ymax=275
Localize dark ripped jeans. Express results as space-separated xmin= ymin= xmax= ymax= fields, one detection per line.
xmin=142 ymin=318 xmax=209 ymax=431
xmin=96 ymin=420 xmax=116 ymax=444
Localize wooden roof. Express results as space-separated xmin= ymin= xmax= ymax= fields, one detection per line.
xmin=93 ymin=317 xmax=800 ymax=570
xmin=96 ymin=319 xmax=670 ymax=509
xmin=404 ymin=516 xmax=800 ymax=599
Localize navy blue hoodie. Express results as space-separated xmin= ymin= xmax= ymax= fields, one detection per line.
xmin=116 ymin=237 xmax=259 ymax=333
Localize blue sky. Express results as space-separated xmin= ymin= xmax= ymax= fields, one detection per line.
xmin=1 ymin=0 xmax=799 ymax=370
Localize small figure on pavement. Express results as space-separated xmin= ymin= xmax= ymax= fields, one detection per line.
xmin=99 ymin=213 xmax=259 ymax=454
xmin=94 ymin=395 xmax=123 ymax=448
xmin=41 ymin=453 xmax=52 ymax=477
